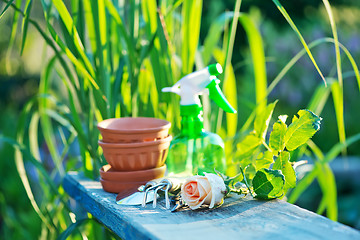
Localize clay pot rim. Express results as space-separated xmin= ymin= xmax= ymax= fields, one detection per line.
xmin=97 ymin=117 xmax=171 ymax=133
xmin=98 ymin=135 xmax=172 ymax=148
xmin=100 ymin=178 xmax=147 ymax=184
xmin=100 ymin=164 xmax=166 ymax=176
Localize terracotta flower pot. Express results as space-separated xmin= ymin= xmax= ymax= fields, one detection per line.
xmin=97 ymin=117 xmax=171 ymax=143
xmin=100 ymin=178 xmax=147 ymax=193
xmin=98 ymin=135 xmax=172 ymax=171
xmin=99 ymin=164 xmax=166 ymax=182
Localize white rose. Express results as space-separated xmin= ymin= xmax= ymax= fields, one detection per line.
xmin=180 ymin=173 xmax=226 ymax=210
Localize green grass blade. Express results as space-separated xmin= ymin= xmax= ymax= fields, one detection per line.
xmin=5 ymin=0 xmax=21 ymax=73
xmin=322 ymin=0 xmax=342 ymax=87
xmin=330 ymin=80 xmax=346 ymax=154
xmin=202 ymin=12 xmax=233 ymax=65
xmin=181 ymin=0 xmax=202 ymax=74
xmin=0 ymin=98 xmax=59 ymax=232
xmin=238 ymin=14 xmax=267 ymax=113
xmin=89 ymin=0 xmax=110 ymax=117
xmin=267 ymin=37 xmax=360 ymax=96
xmin=288 ymin=165 xmax=317 ymax=204
xmin=315 ymin=162 xmax=338 ymax=220
xmin=104 ymin=0 xmax=135 ymax=63
xmin=45 ymin=21 xmax=99 ymax=90
xmin=323 ymin=133 xmax=360 ymax=163
xmin=272 ymin=0 xmax=326 ymax=86
xmin=213 ymin=48 xmax=238 ymax=137
xmin=20 ymin=0 xmax=33 ymax=55
xmin=5 ymin=0 xmax=98 ymax=91
xmin=213 ymin=48 xmax=238 ymax=176
xmin=83 ymin=0 xmax=97 ymax=54
xmin=45 ymin=109 xmax=76 ymax=133
xmin=58 ymin=218 xmax=91 ymax=240
xmin=223 ymin=0 xmax=241 ymax=74
xmin=307 ymin=84 xmax=331 ymax=115
xmin=13 ymin=139 xmax=54 ymax=233
xmin=29 ymin=112 xmax=41 ymax=160
xmin=39 ymin=107 xmax=64 ymax=177
xmin=317 ymin=196 xmax=327 ymax=215
xmin=51 ymin=0 xmax=95 ymax=78
xmin=164 ymin=0 xmax=184 ymax=17
xmin=71 ymin=0 xmax=85 ymax=42
xmin=0 ymin=0 xmax=15 ymax=19
xmin=141 ymin=0 xmax=157 ymax=35
xmin=322 ymin=0 xmax=346 ymax=155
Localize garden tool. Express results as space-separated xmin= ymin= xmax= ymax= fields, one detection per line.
xmin=141 ymin=178 xmax=184 ymax=209
xmin=116 ymin=180 xmax=161 ymax=205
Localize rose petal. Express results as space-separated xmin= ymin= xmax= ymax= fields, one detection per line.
xmin=184 ymin=181 xmax=199 ymax=198
xmin=181 ymin=177 xmax=202 ymax=207
xmin=196 ymin=177 xmax=211 ymax=198
xmin=204 ymin=173 xmax=226 ymax=208
xmin=188 ymin=192 xmax=212 ymax=210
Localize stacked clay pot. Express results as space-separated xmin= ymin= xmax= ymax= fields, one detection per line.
xmin=98 ymin=117 xmax=171 ymax=193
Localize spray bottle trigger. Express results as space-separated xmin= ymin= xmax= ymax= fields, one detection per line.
xmin=206 ymin=78 xmax=237 ymax=114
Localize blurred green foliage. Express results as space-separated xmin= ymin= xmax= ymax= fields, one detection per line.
xmin=0 ymin=0 xmax=359 ymax=239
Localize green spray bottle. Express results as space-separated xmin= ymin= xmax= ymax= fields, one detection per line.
xmin=162 ymin=63 xmax=236 ymax=177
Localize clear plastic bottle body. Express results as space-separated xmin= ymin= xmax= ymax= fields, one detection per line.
xmin=166 ymin=105 xmax=227 ymax=176
xmin=166 ymin=132 xmax=226 ymax=176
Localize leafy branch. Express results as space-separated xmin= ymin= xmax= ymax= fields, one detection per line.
xmin=233 ymin=100 xmax=322 ymax=199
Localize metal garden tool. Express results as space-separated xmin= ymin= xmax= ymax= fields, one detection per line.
xmin=141 ymin=178 xmax=184 ymax=209
xmin=116 ymin=180 xmax=161 ymax=205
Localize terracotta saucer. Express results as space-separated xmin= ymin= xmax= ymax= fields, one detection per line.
xmin=100 ymin=164 xmax=166 ymax=182
xmin=100 ymin=178 xmax=147 ymax=194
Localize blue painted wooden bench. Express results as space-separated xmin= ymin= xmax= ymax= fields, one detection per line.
xmin=63 ymin=171 xmax=360 ymax=240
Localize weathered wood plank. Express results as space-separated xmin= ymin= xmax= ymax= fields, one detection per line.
xmin=63 ymin=172 xmax=360 ymax=240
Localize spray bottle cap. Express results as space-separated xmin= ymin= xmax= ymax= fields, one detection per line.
xmin=162 ymin=63 xmax=236 ymax=113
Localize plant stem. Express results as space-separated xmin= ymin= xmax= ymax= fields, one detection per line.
xmin=262 ymin=140 xmax=272 ymax=153
xmin=239 ymin=166 xmax=254 ymax=197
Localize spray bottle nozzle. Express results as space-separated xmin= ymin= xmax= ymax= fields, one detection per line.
xmin=208 ymin=63 xmax=223 ymax=76
xmin=206 ymin=78 xmax=237 ymax=114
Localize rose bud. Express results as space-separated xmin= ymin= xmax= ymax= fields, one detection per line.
xmin=180 ymin=173 xmax=226 ymax=210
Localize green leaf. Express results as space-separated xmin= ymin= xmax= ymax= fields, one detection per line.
xmin=52 ymin=0 xmax=95 ymax=78
xmin=255 ymin=151 xmax=274 ymax=171
xmin=181 ymin=0 xmax=202 ymax=74
xmin=331 ymin=81 xmax=346 ymax=155
xmin=284 ymin=109 xmax=322 ymax=151
xmin=288 ymin=165 xmax=317 ymax=204
xmin=323 ymin=133 xmax=360 ymax=163
xmin=212 ymin=48 xmax=238 ymax=137
xmin=244 ymin=164 xmax=257 ymax=181
xmin=267 ymin=37 xmax=360 ymax=95
xmin=0 ymin=0 xmax=15 ymax=19
xmin=253 ymin=168 xmax=285 ymax=199
xmin=58 ymin=218 xmax=91 ymax=240
xmin=269 ymin=115 xmax=288 ymax=153
xmin=273 ymin=151 xmax=296 ymax=191
xmin=20 ymin=0 xmax=33 ymax=55
xmin=238 ymin=14 xmax=268 ymax=113
xmin=322 ymin=0 xmax=342 ymax=87
xmin=236 ymin=134 xmax=261 ymax=158
xmin=202 ymin=12 xmax=233 ymax=65
xmin=315 ymin=162 xmax=338 ymax=221
xmin=272 ymin=0 xmax=326 ymax=85
xmin=254 ymin=100 xmax=278 ymax=139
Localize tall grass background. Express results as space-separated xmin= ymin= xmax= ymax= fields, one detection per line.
xmin=0 ymin=0 xmax=359 ymax=238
